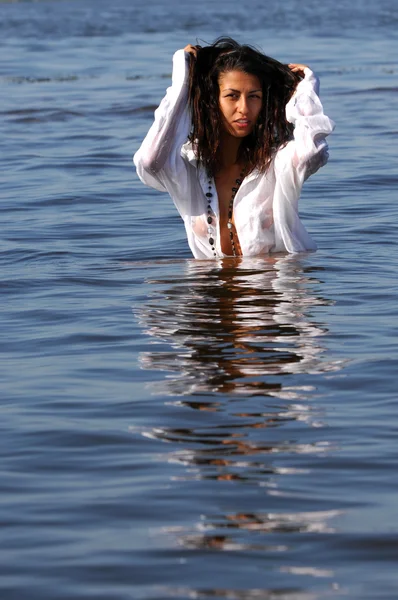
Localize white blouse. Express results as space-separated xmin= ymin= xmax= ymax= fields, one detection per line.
xmin=133 ymin=49 xmax=334 ymax=259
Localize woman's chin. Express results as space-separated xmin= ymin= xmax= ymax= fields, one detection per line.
xmin=224 ymin=127 xmax=253 ymax=139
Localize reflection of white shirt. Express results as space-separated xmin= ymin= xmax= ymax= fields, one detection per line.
xmin=134 ymin=50 xmax=334 ymax=259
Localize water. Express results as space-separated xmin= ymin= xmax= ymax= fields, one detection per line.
xmin=1 ymin=0 xmax=398 ymax=598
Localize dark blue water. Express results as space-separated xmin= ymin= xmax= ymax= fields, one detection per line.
xmin=1 ymin=0 xmax=398 ymax=598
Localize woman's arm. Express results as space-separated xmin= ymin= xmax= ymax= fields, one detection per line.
xmin=285 ymin=64 xmax=335 ymax=179
xmin=272 ymin=65 xmax=334 ymax=253
xmin=133 ymin=48 xmax=193 ymax=192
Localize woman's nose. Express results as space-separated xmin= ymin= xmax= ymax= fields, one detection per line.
xmin=237 ymin=96 xmax=249 ymax=114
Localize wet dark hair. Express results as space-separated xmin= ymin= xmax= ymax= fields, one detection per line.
xmin=188 ymin=37 xmax=302 ymax=176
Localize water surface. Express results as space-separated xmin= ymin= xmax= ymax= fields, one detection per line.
xmin=1 ymin=0 xmax=398 ymax=598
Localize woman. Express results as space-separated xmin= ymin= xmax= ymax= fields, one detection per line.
xmin=134 ymin=38 xmax=334 ymax=258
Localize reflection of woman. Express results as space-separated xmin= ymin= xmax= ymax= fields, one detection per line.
xmin=138 ymin=255 xmax=339 ymax=397
xmin=137 ymin=257 xmax=342 ymax=554
xmin=134 ymin=38 xmax=334 ymax=258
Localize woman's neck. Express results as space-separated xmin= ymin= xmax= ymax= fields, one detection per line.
xmin=218 ymin=135 xmax=242 ymax=170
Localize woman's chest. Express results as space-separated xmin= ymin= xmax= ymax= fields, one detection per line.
xmin=214 ymin=166 xmax=245 ymax=218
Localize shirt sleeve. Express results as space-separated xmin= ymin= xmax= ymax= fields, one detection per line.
xmin=272 ymin=69 xmax=334 ymax=254
xmin=133 ymin=49 xmax=191 ymax=193
xmin=285 ymin=67 xmax=335 ymax=179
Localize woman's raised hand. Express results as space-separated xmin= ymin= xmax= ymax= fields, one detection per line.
xmin=184 ymin=44 xmax=200 ymax=59
xmin=288 ymin=63 xmax=308 ymax=74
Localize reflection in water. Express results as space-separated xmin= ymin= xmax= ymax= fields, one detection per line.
xmin=159 ymin=585 xmax=320 ymax=599
xmin=139 ymin=255 xmax=340 ymax=397
xmin=135 ymin=256 xmax=344 ymax=595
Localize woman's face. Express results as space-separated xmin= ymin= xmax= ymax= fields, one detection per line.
xmin=218 ymin=70 xmax=263 ymax=138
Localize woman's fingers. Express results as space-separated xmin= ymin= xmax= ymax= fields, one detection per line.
xmin=184 ymin=44 xmax=199 ymax=59
xmin=184 ymin=44 xmax=197 ymax=56
xmin=288 ymin=63 xmax=308 ymax=73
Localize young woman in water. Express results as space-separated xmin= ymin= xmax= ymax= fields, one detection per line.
xmin=134 ymin=38 xmax=334 ymax=258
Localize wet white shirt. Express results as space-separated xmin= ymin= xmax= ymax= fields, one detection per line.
xmin=133 ymin=49 xmax=334 ymax=258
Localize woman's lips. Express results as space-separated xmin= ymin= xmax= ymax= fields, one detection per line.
xmin=234 ymin=119 xmax=250 ymax=128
